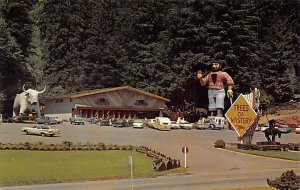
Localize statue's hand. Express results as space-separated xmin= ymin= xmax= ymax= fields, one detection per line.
xmin=227 ymin=89 xmax=233 ymax=97
xmin=197 ymin=70 xmax=203 ymax=79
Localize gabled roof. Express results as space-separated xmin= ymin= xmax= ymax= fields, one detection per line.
xmin=45 ymin=86 xmax=170 ymax=102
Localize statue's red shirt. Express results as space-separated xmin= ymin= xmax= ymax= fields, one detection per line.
xmin=201 ymin=71 xmax=234 ymax=89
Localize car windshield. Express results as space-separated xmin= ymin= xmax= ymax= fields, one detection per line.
xmin=133 ymin=120 xmax=143 ymax=123
xmin=42 ymin=126 xmax=50 ymax=129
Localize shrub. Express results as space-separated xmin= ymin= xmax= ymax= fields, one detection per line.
xmin=214 ymin=140 xmax=226 ymax=148
xmin=106 ymin=144 xmax=114 ymax=150
xmin=85 ymin=142 xmax=93 ymax=150
xmin=127 ymin=145 xmax=134 ymax=150
xmin=288 ymin=143 xmax=299 ymax=151
xmin=62 ymin=141 xmax=73 ymax=150
xmin=24 ymin=142 xmax=31 ymax=150
xmin=267 ymin=170 xmax=300 ymax=190
xmin=95 ymin=143 xmax=106 ymax=150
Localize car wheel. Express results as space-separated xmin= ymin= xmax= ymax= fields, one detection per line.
xmin=25 ymin=130 xmax=29 ymax=135
xmin=41 ymin=133 xmax=46 ymax=137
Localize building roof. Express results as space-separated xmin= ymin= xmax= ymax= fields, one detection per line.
xmin=44 ymin=86 xmax=170 ymax=102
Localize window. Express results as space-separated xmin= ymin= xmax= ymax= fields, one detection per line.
xmin=135 ymin=99 xmax=147 ymax=106
xmin=137 ymin=100 xmax=144 ymax=104
xmin=96 ymin=98 xmax=109 ymax=105
xmin=99 ymin=98 xmax=106 ymax=102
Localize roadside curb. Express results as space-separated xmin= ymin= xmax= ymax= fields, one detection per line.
xmin=210 ymin=146 xmax=300 ymax=163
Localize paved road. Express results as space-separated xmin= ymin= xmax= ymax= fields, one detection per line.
xmin=0 ymin=123 xmax=299 ymax=189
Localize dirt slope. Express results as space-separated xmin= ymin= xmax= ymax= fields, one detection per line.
xmin=259 ymin=109 xmax=300 ymax=127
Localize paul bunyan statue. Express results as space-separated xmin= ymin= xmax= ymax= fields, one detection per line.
xmin=197 ymin=61 xmax=234 ymax=117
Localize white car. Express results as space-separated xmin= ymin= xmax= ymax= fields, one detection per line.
xmin=132 ymin=119 xmax=144 ymax=129
xmin=47 ymin=116 xmax=63 ymax=124
xmin=179 ymin=120 xmax=193 ymax=130
xmin=21 ymin=125 xmax=60 ymax=137
xmin=144 ymin=119 xmax=155 ymax=128
xmin=170 ymin=121 xmax=180 ymax=129
xmin=295 ymin=127 xmax=300 ymax=134
xmin=193 ymin=122 xmax=209 ymax=130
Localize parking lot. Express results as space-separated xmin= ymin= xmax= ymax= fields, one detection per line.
xmin=1 ymin=122 xmax=299 ymax=173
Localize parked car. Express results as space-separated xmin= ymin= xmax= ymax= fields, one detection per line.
xmin=208 ymin=121 xmax=224 ymax=130
xmin=295 ymin=127 xmax=300 ymax=134
xmin=179 ymin=120 xmax=193 ymax=130
xmin=21 ymin=125 xmax=60 ymax=137
xmin=144 ymin=119 xmax=155 ymax=128
xmin=97 ymin=119 xmax=111 ymax=126
xmin=170 ymin=121 xmax=180 ymax=129
xmin=277 ymin=125 xmax=291 ymax=133
xmin=132 ymin=119 xmax=144 ymax=129
xmin=112 ymin=119 xmax=128 ymax=127
xmin=47 ymin=116 xmax=63 ymax=124
xmin=153 ymin=117 xmax=171 ymax=131
xmin=69 ymin=115 xmax=85 ymax=125
xmin=35 ymin=116 xmax=57 ymax=125
xmin=90 ymin=117 xmax=101 ymax=124
xmin=193 ymin=122 xmax=209 ymax=130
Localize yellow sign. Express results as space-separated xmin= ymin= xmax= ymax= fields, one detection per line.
xmin=225 ymin=94 xmax=257 ymax=137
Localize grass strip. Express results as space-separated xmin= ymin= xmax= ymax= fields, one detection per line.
xmin=0 ymin=150 xmax=183 ymax=186
xmin=226 ymin=147 xmax=300 ymax=161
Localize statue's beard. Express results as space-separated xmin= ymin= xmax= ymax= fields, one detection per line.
xmin=212 ymin=67 xmax=221 ymax=71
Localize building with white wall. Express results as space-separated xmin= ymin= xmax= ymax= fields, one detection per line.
xmin=42 ymin=86 xmax=170 ymax=120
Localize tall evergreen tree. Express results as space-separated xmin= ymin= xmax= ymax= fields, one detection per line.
xmin=205 ymin=0 xmax=261 ymax=94
xmin=0 ymin=14 xmax=26 ymax=114
xmin=257 ymin=0 xmax=300 ymax=102
xmin=2 ymin=0 xmax=34 ymax=57
xmin=26 ymin=1 xmax=45 ymax=89
xmin=40 ymin=0 xmax=88 ymax=94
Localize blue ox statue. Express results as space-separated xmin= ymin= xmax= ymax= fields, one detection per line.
xmin=13 ymin=84 xmax=46 ymax=117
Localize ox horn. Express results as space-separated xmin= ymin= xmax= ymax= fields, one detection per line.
xmin=38 ymin=86 xmax=46 ymax=94
xmin=22 ymin=84 xmax=28 ymax=92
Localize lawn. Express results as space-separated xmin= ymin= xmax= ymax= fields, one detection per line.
xmin=0 ymin=150 xmax=182 ymax=186
xmin=226 ymin=147 xmax=300 ymax=161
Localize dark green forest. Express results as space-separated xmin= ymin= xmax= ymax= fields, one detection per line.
xmin=0 ymin=0 xmax=299 ymax=115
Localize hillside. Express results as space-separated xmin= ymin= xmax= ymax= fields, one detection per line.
xmin=259 ymin=105 xmax=300 ymax=128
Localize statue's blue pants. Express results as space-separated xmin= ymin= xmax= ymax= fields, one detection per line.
xmin=208 ymin=89 xmax=225 ymax=111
